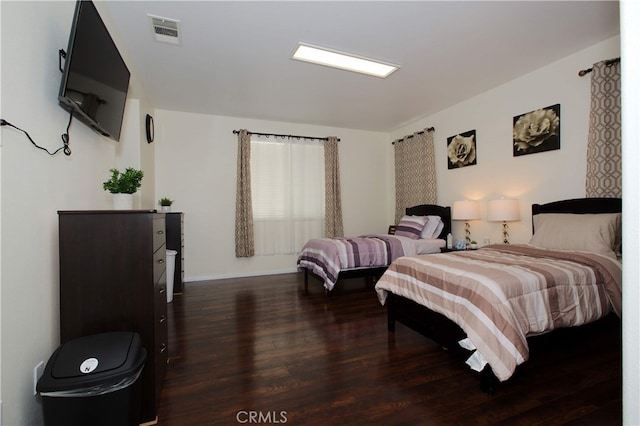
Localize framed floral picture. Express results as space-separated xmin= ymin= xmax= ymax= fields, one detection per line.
xmin=513 ymin=103 xmax=560 ymax=156
xmin=447 ymin=129 xmax=477 ymax=169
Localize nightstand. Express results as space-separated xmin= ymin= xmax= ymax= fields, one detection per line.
xmin=440 ymin=247 xmax=459 ymax=253
xmin=441 ymin=247 xmax=478 ymax=253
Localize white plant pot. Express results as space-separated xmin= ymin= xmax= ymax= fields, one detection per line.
xmin=161 ymin=206 xmax=171 ymax=212
xmin=113 ymin=193 xmax=133 ymax=210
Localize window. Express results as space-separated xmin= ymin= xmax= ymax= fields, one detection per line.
xmin=251 ymin=138 xmax=325 ymax=255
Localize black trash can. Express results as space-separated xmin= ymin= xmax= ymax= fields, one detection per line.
xmin=37 ymin=331 xmax=146 ymax=426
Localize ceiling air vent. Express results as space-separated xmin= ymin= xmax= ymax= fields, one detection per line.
xmin=148 ymin=14 xmax=181 ymax=45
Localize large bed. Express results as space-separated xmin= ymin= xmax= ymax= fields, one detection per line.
xmin=374 ymin=197 xmax=622 ymax=392
xmin=297 ymin=204 xmax=451 ymax=291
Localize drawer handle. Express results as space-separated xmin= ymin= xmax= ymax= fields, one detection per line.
xmin=158 ymin=259 xmax=165 ymax=264
xmin=160 ymin=343 xmax=167 ymax=353
xmin=159 ymin=287 xmax=166 ymax=294
xmin=160 ymin=315 xmax=166 ymax=323
xmin=157 ymin=230 xmax=164 ymax=235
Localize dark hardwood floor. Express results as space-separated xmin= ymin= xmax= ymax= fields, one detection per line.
xmin=157 ymin=273 xmax=621 ymax=425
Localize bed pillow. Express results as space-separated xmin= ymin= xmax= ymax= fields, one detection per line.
xmin=432 ymin=220 xmax=445 ymax=239
xmin=529 ymin=213 xmax=621 ymax=258
xmin=420 ymin=216 xmax=444 ymax=239
xmin=395 ymin=215 xmax=429 ymax=239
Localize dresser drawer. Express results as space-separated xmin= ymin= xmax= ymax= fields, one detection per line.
xmin=154 ymin=275 xmax=168 ymax=347
xmin=154 ymin=279 xmax=169 ymax=391
xmin=155 ymin=285 xmax=168 ymax=344
xmin=153 ymin=247 xmax=167 ymax=285
xmin=155 ymin=321 xmax=168 ymax=362
xmin=153 ymin=217 xmax=166 ymax=253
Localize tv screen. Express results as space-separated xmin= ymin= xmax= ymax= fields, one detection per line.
xmin=59 ymin=0 xmax=130 ymax=141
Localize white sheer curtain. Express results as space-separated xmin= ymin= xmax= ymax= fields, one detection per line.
xmin=251 ymin=138 xmax=325 ymax=255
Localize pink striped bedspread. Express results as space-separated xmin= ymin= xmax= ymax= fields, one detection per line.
xmin=375 ymin=244 xmax=622 ymax=381
xmin=297 ymin=235 xmax=405 ymax=291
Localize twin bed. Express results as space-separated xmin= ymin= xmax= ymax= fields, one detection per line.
xmin=298 ymin=197 xmax=622 ymax=390
xmin=297 ymin=204 xmax=451 ymax=291
xmin=376 ymin=197 xmax=622 ymax=390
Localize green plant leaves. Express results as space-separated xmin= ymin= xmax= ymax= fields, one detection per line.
xmin=102 ymin=167 xmax=144 ymax=194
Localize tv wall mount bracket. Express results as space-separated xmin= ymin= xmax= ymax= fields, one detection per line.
xmin=59 ymin=49 xmax=66 ymax=73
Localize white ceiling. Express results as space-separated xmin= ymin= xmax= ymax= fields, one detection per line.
xmin=98 ymin=1 xmax=620 ymax=133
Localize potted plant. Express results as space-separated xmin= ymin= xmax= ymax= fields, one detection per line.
xmin=470 ymin=240 xmax=478 ymax=250
xmin=158 ymin=197 xmax=174 ymax=212
xmin=102 ymin=167 xmax=144 ymax=209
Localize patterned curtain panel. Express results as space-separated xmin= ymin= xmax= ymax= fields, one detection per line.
xmin=324 ymin=136 xmax=344 ymax=237
xmin=585 ymin=60 xmax=621 ymax=198
xmin=235 ymin=129 xmax=255 ymax=257
xmin=394 ymin=129 xmax=437 ymax=223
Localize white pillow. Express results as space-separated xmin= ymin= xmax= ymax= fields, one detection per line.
xmin=529 ymin=213 xmax=621 ymax=258
xmin=432 ymin=220 xmax=445 ymax=239
xmin=420 ymin=216 xmax=443 ymax=239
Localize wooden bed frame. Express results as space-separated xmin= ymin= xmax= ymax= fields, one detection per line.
xmin=385 ymin=197 xmax=622 ymax=393
xmin=303 ymin=204 xmax=452 ymax=292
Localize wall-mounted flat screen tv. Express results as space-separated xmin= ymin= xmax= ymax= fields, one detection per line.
xmin=59 ymin=0 xmax=130 ymax=141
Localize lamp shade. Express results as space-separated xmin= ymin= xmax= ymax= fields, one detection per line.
xmin=452 ymin=200 xmax=481 ymax=221
xmin=487 ymin=198 xmax=520 ymax=222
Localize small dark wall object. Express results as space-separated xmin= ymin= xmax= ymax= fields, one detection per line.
xmin=145 ymin=114 xmax=154 ymax=143
xmin=447 ymin=129 xmax=477 ymax=169
xmin=513 ymin=103 xmax=560 ymax=156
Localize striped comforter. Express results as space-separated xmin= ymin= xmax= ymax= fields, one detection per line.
xmin=375 ymin=244 xmax=622 ymax=381
xmin=297 ymin=235 xmax=405 ymax=291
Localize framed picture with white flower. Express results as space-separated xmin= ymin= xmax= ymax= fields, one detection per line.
xmin=513 ymin=103 xmax=561 ymax=156
xmin=447 ymin=129 xmax=477 ymax=169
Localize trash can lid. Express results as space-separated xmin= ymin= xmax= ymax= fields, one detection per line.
xmin=52 ymin=332 xmax=139 ymax=378
xmin=37 ymin=331 xmax=146 ymax=393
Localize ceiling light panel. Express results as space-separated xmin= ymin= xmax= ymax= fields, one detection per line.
xmin=291 ymin=43 xmax=399 ymax=78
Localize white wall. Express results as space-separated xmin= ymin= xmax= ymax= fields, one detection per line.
xmin=154 ymin=111 xmax=392 ymax=280
xmin=1 ymin=2 xmax=115 ymax=424
xmin=391 ymin=36 xmax=621 ymax=245
xmin=139 ymin=98 xmax=157 ymax=210
xmin=94 ymin=0 xmax=156 ymax=210
xmin=0 ymin=2 xmax=148 ymax=424
xmin=117 ymin=98 xmax=157 ymax=210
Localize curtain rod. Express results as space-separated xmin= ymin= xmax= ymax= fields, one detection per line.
xmin=392 ymin=127 xmax=435 ymax=145
xmin=233 ymin=130 xmax=339 ymax=142
xmin=578 ymin=57 xmax=620 ymax=77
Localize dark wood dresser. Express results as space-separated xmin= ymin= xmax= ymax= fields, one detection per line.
xmin=58 ymin=210 xmax=168 ymax=424
xmin=165 ymin=212 xmax=184 ymax=294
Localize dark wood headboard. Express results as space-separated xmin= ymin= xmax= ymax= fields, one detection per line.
xmin=405 ymin=204 xmax=452 ymax=239
xmin=531 ymin=197 xmax=622 ymax=233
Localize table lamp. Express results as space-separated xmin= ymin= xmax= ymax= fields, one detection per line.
xmin=487 ymin=198 xmax=520 ymax=244
xmin=452 ymin=200 xmax=481 ymax=249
